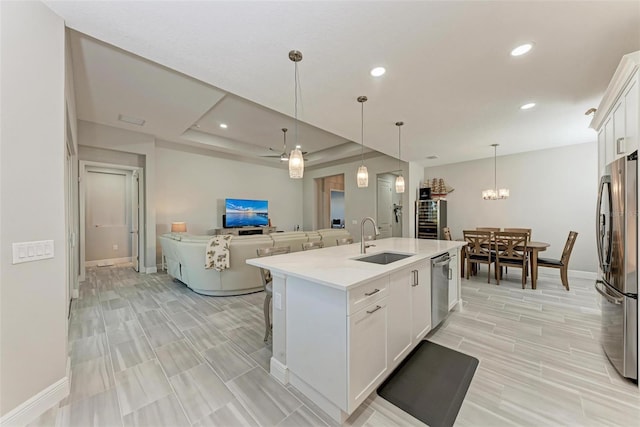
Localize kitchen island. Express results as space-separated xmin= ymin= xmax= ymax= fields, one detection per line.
xmin=246 ymin=237 xmax=466 ymax=423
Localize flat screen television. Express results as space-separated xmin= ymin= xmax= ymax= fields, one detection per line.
xmin=224 ymin=198 xmax=269 ymax=227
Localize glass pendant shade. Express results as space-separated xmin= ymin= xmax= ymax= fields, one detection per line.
xmin=357 ymin=165 xmax=369 ymax=188
xmin=395 ymin=175 xmax=405 ymax=193
xmin=289 ymin=146 xmax=304 ymax=178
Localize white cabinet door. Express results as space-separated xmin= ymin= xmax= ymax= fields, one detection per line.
xmin=613 ymin=100 xmax=626 ymax=160
xmin=388 ymin=267 xmax=413 ymax=366
xmin=411 ymin=261 xmax=431 ymax=343
xmin=448 ymin=251 xmax=459 ymax=309
xmin=348 ymin=299 xmax=388 ymax=410
xmin=625 ymin=76 xmax=638 ymax=155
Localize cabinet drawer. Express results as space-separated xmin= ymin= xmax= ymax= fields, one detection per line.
xmin=348 ymin=276 xmax=389 ymax=315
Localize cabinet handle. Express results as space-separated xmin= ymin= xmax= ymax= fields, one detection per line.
xmin=616 ymin=137 xmax=625 ymax=155
xmin=366 ymin=305 xmax=382 ymax=314
xmin=448 ymin=268 xmax=453 ymax=280
xmin=364 ymin=288 xmax=380 ymax=296
xmin=412 ymin=270 xmax=419 ymax=286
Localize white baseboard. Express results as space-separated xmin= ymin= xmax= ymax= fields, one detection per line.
xmin=145 ymin=266 xmax=158 ymax=274
xmin=85 ymin=257 xmax=132 ymax=267
xmin=0 ymin=367 xmax=70 ymax=427
xmin=269 ymin=357 xmax=289 ymax=385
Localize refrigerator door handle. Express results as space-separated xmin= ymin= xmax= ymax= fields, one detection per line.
xmin=595 ymin=280 xmax=623 ymax=305
xmin=596 ymin=175 xmax=611 ymax=273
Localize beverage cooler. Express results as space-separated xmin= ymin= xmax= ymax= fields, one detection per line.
xmin=415 ymin=200 xmax=447 ymax=240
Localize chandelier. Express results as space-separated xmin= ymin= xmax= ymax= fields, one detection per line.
xmin=482 ymin=143 xmax=509 ymax=200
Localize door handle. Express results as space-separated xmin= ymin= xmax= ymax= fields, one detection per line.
xmin=594 ymin=281 xmax=623 ymax=304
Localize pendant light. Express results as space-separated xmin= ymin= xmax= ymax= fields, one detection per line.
xmin=288 ymin=50 xmax=304 ymax=179
xmin=395 ymin=121 xmax=405 ymax=193
xmin=356 ymin=96 xmax=368 ymax=188
xmin=482 ymin=143 xmax=509 ymax=200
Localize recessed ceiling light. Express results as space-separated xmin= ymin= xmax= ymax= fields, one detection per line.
xmin=370 ymin=67 xmax=386 ymax=77
xmin=426 ymin=155 xmax=439 ymax=160
xmin=219 ymin=123 xmax=228 ymax=129
xmin=520 ymin=102 xmax=536 ymax=110
xmin=118 ymin=114 xmax=145 ymax=126
xmin=511 ymin=43 xmax=533 ymax=57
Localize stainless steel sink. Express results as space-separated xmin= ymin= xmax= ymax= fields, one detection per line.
xmin=354 ymin=252 xmax=413 ymax=265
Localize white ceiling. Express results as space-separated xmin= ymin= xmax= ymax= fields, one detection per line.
xmin=49 ymin=1 xmax=640 ymax=167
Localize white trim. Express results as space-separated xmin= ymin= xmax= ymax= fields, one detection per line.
xmin=145 ymin=266 xmax=158 ymax=274
xmin=72 ymin=289 xmax=79 ymax=299
xmin=269 ymin=357 xmax=289 ymax=385
xmin=85 ymin=257 xmax=133 ymax=267
xmin=0 ymin=375 xmax=69 ymax=427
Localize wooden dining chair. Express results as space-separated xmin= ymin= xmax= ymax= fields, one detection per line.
xmin=302 ymin=241 xmax=324 ymax=251
xmin=538 ymin=231 xmax=578 ymax=291
xmin=476 ymin=227 xmax=500 ymax=232
xmin=502 ymin=228 xmax=532 ymax=275
xmin=256 ymin=246 xmax=291 ymax=342
xmin=443 ymin=227 xmax=452 ymax=241
xmin=336 ymin=237 xmax=354 ymax=246
xmin=463 ymin=230 xmax=495 ymax=283
xmin=494 ymin=231 xmax=529 ymax=288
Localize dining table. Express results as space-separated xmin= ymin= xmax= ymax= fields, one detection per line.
xmin=459 ymin=239 xmax=550 ymax=289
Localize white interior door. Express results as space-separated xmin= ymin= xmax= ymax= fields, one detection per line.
xmin=131 ymin=170 xmax=140 ymax=272
xmin=85 ymin=169 xmax=131 ymax=265
xmin=377 ymin=178 xmax=393 ymax=239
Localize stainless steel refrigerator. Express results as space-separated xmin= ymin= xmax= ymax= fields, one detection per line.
xmin=415 ymin=200 xmax=447 ymax=240
xmin=595 ymin=151 xmax=638 ymax=381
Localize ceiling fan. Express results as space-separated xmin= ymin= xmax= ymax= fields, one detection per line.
xmin=262 ymin=128 xmax=307 ymax=161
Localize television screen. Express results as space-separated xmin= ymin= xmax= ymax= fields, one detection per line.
xmin=225 ymin=198 xmax=269 ymax=227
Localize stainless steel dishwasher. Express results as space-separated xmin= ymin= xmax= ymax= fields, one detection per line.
xmin=431 ymin=253 xmax=451 ymax=328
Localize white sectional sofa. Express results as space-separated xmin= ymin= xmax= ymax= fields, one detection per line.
xmin=159 ymin=229 xmax=352 ymax=296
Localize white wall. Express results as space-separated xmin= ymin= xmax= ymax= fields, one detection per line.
xmin=425 ymin=142 xmax=598 ymax=273
xmin=303 ymin=155 xmax=410 ymax=240
xmin=1 ymin=1 xmax=67 ymax=418
xmin=155 ymin=144 xmax=304 ymax=260
xmin=78 ymin=120 xmax=157 ymax=271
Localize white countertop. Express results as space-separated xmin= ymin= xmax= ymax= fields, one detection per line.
xmin=246 ymin=237 xmax=466 ymax=290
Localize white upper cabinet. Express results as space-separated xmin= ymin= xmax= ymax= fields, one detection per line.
xmin=591 ymin=51 xmax=640 ymax=174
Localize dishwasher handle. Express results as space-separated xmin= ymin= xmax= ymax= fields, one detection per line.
xmin=432 ymin=254 xmax=451 ymax=268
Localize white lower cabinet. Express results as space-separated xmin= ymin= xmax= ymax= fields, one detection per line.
xmin=348 ymin=299 xmax=388 ymax=409
xmin=411 ymin=261 xmax=431 ymax=343
xmin=387 ymin=268 xmax=413 ymax=366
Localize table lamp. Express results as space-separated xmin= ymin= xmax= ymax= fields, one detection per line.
xmin=171 ymin=222 xmax=187 ymax=235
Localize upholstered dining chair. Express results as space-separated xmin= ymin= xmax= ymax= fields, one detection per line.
xmin=302 ymin=241 xmax=324 ymax=251
xmin=443 ymin=227 xmax=452 ymax=241
xmin=256 ymin=246 xmax=291 ymax=342
xmin=463 ymin=230 xmax=495 ymax=283
xmin=336 ymin=237 xmax=354 ymax=246
xmin=494 ymin=231 xmax=529 ymax=288
xmin=538 ymin=231 xmax=578 ymax=291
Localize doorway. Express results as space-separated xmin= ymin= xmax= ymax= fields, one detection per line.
xmin=315 ymin=173 xmax=345 ymax=229
xmin=377 ymin=173 xmax=403 ymax=239
xmin=79 ymin=161 xmax=144 ymax=281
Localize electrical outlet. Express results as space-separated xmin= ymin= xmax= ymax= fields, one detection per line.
xmin=113 ymin=244 xmax=119 ymax=250
xmin=274 ymin=292 xmax=282 ymax=310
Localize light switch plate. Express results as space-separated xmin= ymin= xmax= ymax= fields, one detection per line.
xmin=12 ymin=240 xmax=54 ymax=264
xmin=274 ymin=292 xmax=282 ymax=310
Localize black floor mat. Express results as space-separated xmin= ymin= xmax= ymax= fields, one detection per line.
xmin=377 ymin=340 xmax=479 ymax=427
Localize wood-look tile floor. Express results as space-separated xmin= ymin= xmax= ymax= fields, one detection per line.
xmin=28 ymin=266 xmax=639 ymax=426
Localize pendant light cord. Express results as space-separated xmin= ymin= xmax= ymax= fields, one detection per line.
xmin=360 ymin=101 xmax=364 ymax=163
xmin=398 ymin=125 xmax=401 ymax=172
xmin=294 ymin=61 xmax=299 ymax=148
xmin=494 ymin=145 xmax=497 ymax=192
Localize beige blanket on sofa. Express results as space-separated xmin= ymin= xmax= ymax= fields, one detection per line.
xmin=205 ymin=235 xmax=232 ymax=271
